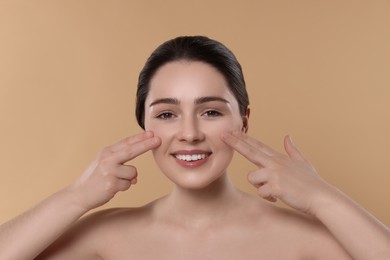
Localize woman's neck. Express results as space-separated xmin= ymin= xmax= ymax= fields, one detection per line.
xmin=155 ymin=174 xmax=245 ymax=227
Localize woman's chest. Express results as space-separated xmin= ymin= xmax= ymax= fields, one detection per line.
xmin=98 ymin=227 xmax=306 ymax=260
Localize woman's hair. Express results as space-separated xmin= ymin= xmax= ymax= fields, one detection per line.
xmin=136 ymin=35 xmax=249 ymax=129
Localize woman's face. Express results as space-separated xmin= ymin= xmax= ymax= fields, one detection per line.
xmin=144 ymin=61 xmax=246 ymax=189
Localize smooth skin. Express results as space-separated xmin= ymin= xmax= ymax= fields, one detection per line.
xmin=222 ymin=130 xmax=390 ymax=259
xmin=0 ymin=61 xmax=389 ymax=259
xmin=0 ymin=132 xmax=161 ymax=259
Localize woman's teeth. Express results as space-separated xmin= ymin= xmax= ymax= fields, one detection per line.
xmin=175 ymin=154 xmax=208 ymax=162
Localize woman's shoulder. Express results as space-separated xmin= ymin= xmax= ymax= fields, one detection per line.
xmin=241 ymin=193 xmax=330 ymax=236
xmin=76 ymin=203 xmax=155 ymax=232
xmin=242 ymin=194 xmax=351 ymax=258
xmin=241 ymin=193 xmax=320 ymax=229
xmin=37 ymin=205 xmax=155 ymax=259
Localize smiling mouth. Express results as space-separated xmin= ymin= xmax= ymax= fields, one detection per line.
xmin=174 ymin=153 xmax=211 ymax=162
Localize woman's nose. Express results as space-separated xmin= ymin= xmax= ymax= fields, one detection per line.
xmin=177 ymin=116 xmax=205 ymax=143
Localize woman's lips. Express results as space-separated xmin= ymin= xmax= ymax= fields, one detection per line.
xmin=172 ymin=150 xmax=212 ymax=168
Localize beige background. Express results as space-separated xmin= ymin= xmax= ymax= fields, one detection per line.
xmin=0 ymin=1 xmax=389 ymax=226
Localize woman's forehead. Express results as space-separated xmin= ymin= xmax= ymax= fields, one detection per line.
xmin=147 ymin=61 xmax=234 ymax=101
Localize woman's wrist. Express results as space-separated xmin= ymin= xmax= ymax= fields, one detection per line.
xmin=309 ymin=181 xmax=347 ymax=219
xmin=309 ymin=181 xmax=390 ymax=259
xmin=57 ymin=185 xmax=92 ymax=216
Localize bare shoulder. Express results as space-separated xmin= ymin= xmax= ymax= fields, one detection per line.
xmin=79 ymin=204 xmax=154 ymax=230
xmin=37 ymin=205 xmax=155 ymax=259
xmin=244 ymin=195 xmax=352 ymax=259
xmin=68 ymin=203 xmax=156 ymax=243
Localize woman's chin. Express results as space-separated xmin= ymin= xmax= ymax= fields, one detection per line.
xmin=167 ymin=173 xmax=228 ymax=191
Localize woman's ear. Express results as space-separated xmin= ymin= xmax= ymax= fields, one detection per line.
xmin=241 ymin=106 xmax=250 ymax=133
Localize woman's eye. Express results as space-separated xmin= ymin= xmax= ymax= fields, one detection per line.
xmin=156 ymin=112 xmax=175 ymax=120
xmin=203 ymin=110 xmax=222 ymax=117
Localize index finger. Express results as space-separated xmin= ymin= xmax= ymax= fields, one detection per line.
xmin=231 ymin=130 xmax=279 ymax=156
xmin=221 ymin=131 xmax=270 ymax=167
xmin=108 ymin=131 xmax=154 ymax=153
xmin=109 ymin=135 xmax=161 ymax=165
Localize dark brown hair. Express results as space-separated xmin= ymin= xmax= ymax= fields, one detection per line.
xmin=136 ymin=36 xmax=249 ymax=129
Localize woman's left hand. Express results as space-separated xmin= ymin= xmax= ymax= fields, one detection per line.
xmin=221 ymin=130 xmax=335 ymax=216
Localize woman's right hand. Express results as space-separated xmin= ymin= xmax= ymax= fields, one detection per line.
xmin=68 ymin=131 xmax=161 ymax=211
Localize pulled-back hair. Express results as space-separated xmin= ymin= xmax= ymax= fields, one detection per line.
xmin=136 ymin=36 xmax=249 ymax=129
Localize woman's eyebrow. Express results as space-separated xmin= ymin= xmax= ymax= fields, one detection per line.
xmin=195 ymin=96 xmax=230 ymax=105
xmin=149 ymin=98 xmax=179 ymax=107
xmin=149 ymin=96 xmax=229 ymax=107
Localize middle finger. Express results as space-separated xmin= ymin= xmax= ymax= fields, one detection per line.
xmin=221 ymin=131 xmax=271 ymax=167
xmin=231 ymin=131 xmax=279 ymax=156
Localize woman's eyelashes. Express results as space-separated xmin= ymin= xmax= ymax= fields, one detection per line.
xmin=155 ymin=111 xmax=176 ymax=120
xmin=154 ymin=109 xmax=223 ymax=121
xmin=202 ymin=109 xmax=223 ymax=118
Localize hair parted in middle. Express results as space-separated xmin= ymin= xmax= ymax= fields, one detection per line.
xmin=135 ymin=35 xmax=249 ymax=129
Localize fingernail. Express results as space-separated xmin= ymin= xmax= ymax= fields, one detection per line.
xmin=232 ymin=130 xmax=240 ymax=135
xmin=145 ymin=131 xmax=153 ymax=137
xmin=152 ymin=136 xmax=161 ymax=144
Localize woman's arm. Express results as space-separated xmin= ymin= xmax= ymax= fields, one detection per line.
xmin=0 ymin=132 xmax=161 ymax=260
xmin=0 ymin=188 xmax=88 ymax=260
xmin=222 ymin=131 xmax=390 ymax=260
xmin=313 ymin=183 xmax=390 ymax=259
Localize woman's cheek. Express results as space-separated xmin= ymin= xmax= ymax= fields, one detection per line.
xmin=146 ymin=120 xmax=169 ymax=138
xmin=211 ymin=118 xmax=242 ymax=137
xmin=147 ymin=122 xmax=173 ymax=155
xmin=209 ymin=122 xmax=237 ymax=149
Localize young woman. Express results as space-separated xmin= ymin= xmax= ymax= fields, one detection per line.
xmin=0 ymin=36 xmax=389 ymax=259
